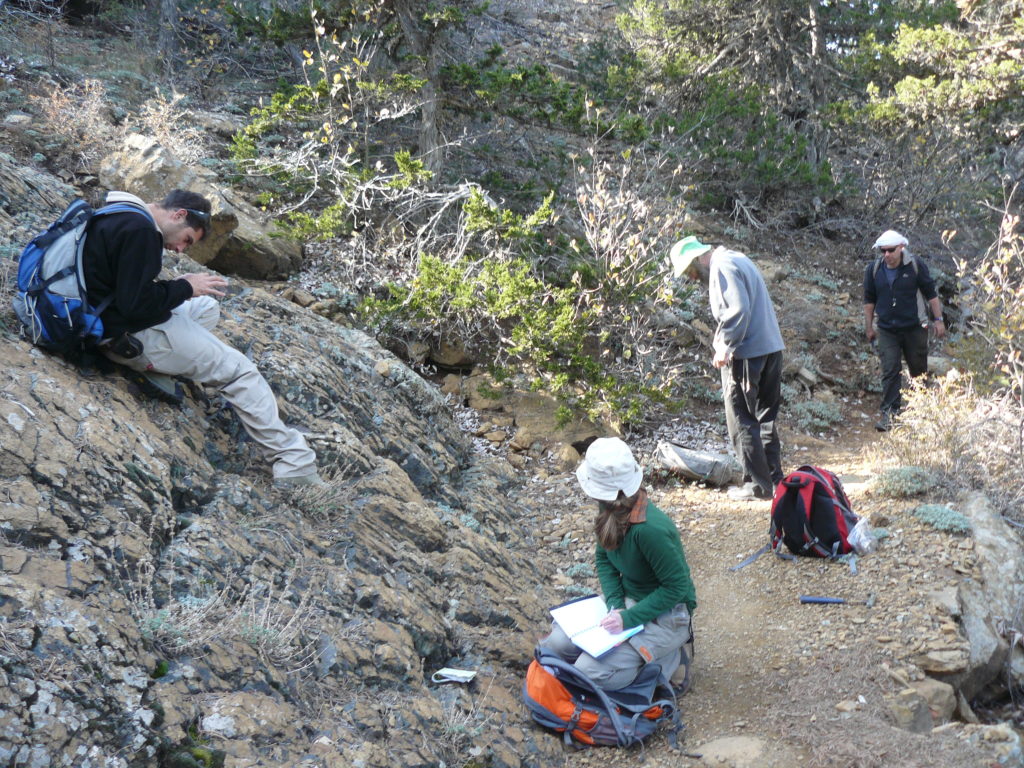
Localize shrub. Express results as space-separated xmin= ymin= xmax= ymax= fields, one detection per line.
xmin=363 ymin=145 xmax=698 ymax=424
xmin=790 ymin=399 xmax=842 ymax=433
xmin=872 ymin=465 xmax=936 ymax=498
xmin=131 ymin=90 xmax=209 ymax=166
xmin=883 ymin=374 xmax=1023 ymax=514
xmin=565 ymin=562 xmax=596 ymax=579
xmin=912 ymin=504 xmax=971 ymax=534
xmin=31 ymin=78 xmax=120 ymax=170
xmin=228 ymin=7 xmax=436 ymax=238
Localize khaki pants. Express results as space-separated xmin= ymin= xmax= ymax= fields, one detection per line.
xmin=543 ymin=601 xmax=692 ymax=691
xmin=108 ymin=297 xmax=317 ymax=480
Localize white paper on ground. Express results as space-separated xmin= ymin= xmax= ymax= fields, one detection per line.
xmin=431 ymin=667 xmax=477 ymax=684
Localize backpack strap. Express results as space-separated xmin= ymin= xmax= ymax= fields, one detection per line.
xmin=34 ymin=202 xmax=93 ymax=250
xmin=75 ymin=202 xmax=158 ymax=340
xmin=794 ymin=477 xmax=833 ymax=557
xmin=95 ymin=201 xmax=156 ymax=224
xmin=873 ymin=253 xmax=919 ymax=277
xmin=730 ymin=543 xmax=771 ymax=571
xmin=534 ymin=651 xmax=633 ymax=747
xmin=802 ymin=466 xmax=855 ymax=556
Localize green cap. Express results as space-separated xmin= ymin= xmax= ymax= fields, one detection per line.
xmin=669 ymin=236 xmax=712 ymax=278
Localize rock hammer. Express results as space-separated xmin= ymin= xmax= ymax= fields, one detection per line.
xmin=799 ymin=593 xmax=876 ymax=608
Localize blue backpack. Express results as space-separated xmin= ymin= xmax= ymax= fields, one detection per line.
xmin=12 ymin=199 xmax=154 ymax=357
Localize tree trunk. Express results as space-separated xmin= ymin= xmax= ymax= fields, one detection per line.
xmin=157 ymin=0 xmax=179 ymax=73
xmin=804 ymin=0 xmax=828 ymax=168
xmin=392 ymin=0 xmax=444 ymax=182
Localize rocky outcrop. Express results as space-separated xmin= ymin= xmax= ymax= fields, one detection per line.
xmin=0 ymin=250 xmax=564 ymax=766
xmin=99 ymin=135 xmax=302 ymax=279
xmin=0 ymin=151 xmax=76 ymax=253
xmin=937 ymin=493 xmax=1024 ymax=701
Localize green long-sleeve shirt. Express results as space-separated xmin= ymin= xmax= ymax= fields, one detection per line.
xmin=595 ymin=500 xmax=697 ymax=629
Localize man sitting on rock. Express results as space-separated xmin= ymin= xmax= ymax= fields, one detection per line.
xmin=82 ymin=188 xmax=322 ymax=487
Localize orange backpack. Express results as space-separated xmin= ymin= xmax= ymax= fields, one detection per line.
xmin=523 ymin=649 xmax=680 ymax=747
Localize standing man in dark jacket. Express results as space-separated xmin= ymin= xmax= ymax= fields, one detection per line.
xmin=863 ymin=229 xmax=945 ymax=431
xmin=672 ymin=236 xmax=786 ymax=501
xmin=83 ymin=189 xmax=322 ymax=487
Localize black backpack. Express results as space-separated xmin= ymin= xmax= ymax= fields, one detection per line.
xmin=769 ymin=465 xmax=858 ymax=557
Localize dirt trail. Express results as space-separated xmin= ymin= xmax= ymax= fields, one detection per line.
xmin=539 ymin=405 xmax=993 ymax=768
xmin=674 ymin=424 xmax=877 ymax=764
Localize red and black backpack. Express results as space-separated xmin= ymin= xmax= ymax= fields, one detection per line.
xmin=769 ymin=465 xmax=858 ymax=557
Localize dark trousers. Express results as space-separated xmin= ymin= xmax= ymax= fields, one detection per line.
xmin=721 ymin=350 xmax=783 ymax=495
xmin=877 ymin=325 xmax=928 ymax=414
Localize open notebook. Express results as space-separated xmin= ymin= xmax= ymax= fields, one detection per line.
xmin=550 ymin=594 xmax=643 ymax=658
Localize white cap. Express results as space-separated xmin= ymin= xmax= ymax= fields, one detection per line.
xmin=873 ymin=230 xmax=909 ymax=249
xmin=575 ymin=437 xmax=643 ymax=501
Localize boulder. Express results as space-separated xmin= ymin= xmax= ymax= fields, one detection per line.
xmin=429 ymin=337 xmax=474 ymax=367
xmin=695 ymin=735 xmax=802 ymax=767
xmin=939 ymin=493 xmax=1024 ymax=700
xmin=550 ymin=442 xmax=580 ymax=472
xmin=99 ymin=134 xmax=302 ymax=279
xmin=463 ymin=370 xmax=508 ymax=411
xmin=909 ymin=677 xmax=957 ymax=724
xmin=888 ymin=688 xmax=933 ymax=733
xmin=757 ymin=260 xmax=789 ymax=284
xmin=510 ymin=390 xmax=611 ymax=448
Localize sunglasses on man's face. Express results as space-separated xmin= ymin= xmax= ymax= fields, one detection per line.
xmin=184 ymin=208 xmax=211 ymax=228
xmin=880 ymin=246 xmax=899 ymax=254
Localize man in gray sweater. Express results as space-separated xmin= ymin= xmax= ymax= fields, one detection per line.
xmin=671 ymin=236 xmax=786 ymax=500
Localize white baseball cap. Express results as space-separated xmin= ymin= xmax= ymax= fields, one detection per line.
xmin=575 ymin=437 xmax=643 ymax=501
xmin=873 ymin=230 xmax=909 ymax=249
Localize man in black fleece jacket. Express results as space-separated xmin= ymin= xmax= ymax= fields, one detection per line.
xmin=83 ymin=189 xmax=321 ymax=487
xmin=862 ymin=229 xmax=945 ymax=432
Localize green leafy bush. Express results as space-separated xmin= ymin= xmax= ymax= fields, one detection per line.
xmin=362 ymin=151 xmax=696 ymax=424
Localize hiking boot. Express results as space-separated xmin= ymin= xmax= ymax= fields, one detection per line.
xmin=127 ymin=370 xmax=184 ymax=406
xmin=274 ymin=472 xmax=327 ymax=490
xmin=875 ymin=412 xmax=892 ymax=432
xmin=727 ymin=482 xmax=771 ymax=501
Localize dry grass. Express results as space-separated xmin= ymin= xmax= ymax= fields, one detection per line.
xmin=131 ymin=90 xmax=210 ymax=166
xmin=0 ymin=256 xmax=16 ymax=334
xmin=235 ymin=568 xmax=324 ymax=671
xmin=284 ymin=462 xmax=361 ymax=523
xmin=884 ymin=373 xmax=1024 ymax=515
xmin=123 ymin=555 xmax=234 ymax=656
xmin=436 ymin=675 xmax=497 ymax=766
xmin=31 ymin=78 xmax=122 ymax=170
xmin=121 ymin=540 xmax=328 ymax=674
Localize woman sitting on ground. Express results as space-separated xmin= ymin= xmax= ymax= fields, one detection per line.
xmin=541 ymin=437 xmax=697 ymax=692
